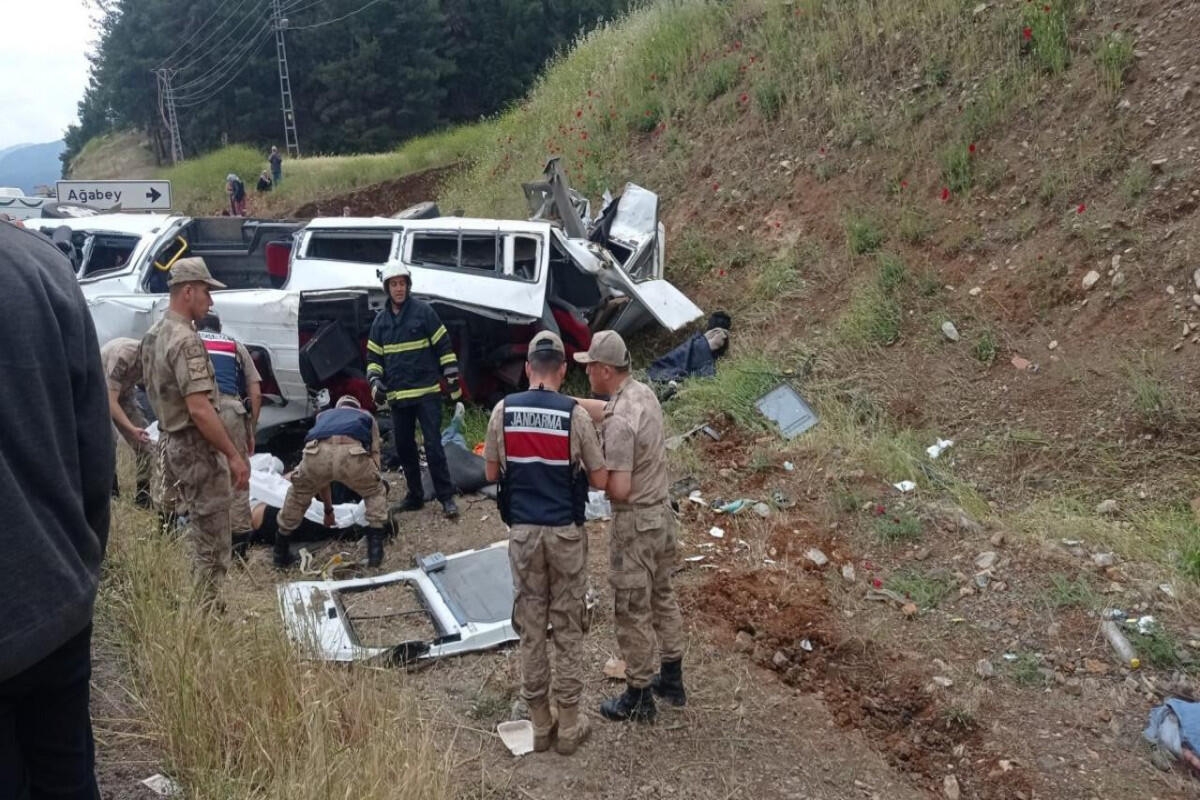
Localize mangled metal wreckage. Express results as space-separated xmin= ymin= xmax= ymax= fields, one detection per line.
xmin=27 ymin=160 xmax=702 ymax=430
xmin=278 ymin=542 xmax=519 ymax=663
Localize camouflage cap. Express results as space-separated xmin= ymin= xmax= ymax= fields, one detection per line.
xmin=167 ymin=257 xmax=226 ymax=289
xmin=529 ymin=330 xmax=565 ymax=357
xmin=572 ymin=329 xmax=629 ymax=368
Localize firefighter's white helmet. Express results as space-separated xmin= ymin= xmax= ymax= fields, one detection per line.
xmin=380 ymin=262 xmax=411 ymax=287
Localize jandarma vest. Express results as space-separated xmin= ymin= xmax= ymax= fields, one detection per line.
xmin=197 ymin=331 xmax=245 ymax=398
xmin=500 ymin=389 xmax=587 ymax=526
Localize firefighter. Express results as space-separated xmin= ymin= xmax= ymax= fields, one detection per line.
xmin=367 ymin=263 xmax=462 ymax=518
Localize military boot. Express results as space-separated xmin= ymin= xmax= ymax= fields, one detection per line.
xmin=599 ymin=684 xmax=656 ymax=723
xmin=649 ymin=658 xmax=687 ymax=707
xmin=273 ymin=534 xmax=296 ymax=569
xmin=528 ymin=698 xmax=557 ymax=753
xmin=366 ymin=527 xmax=386 ymax=568
xmin=555 ymin=703 xmax=591 ymax=755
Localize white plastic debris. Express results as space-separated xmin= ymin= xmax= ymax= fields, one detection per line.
xmin=893 ymin=480 xmax=917 ymax=493
xmin=1159 ymin=583 xmax=1176 ymax=599
xmin=1136 ymin=615 xmax=1158 ymax=635
xmin=926 ymin=438 xmax=954 ymax=459
xmin=783 ymin=461 xmax=795 ymax=471
xmin=799 ymin=638 xmax=814 ymax=652
xmin=708 ymin=526 xmax=725 ymax=539
xmin=141 ymin=775 xmax=181 ymax=797
xmin=683 ymin=555 xmax=706 ymax=563
xmin=497 ymin=720 xmax=535 ymax=756
xmin=686 ymin=490 xmax=707 ymax=506
xmin=585 ymin=490 xmax=612 ymax=521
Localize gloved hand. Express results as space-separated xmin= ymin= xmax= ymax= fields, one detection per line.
xmin=370 ymin=377 xmax=387 ymax=407
xmin=445 ymin=374 xmax=462 ymax=402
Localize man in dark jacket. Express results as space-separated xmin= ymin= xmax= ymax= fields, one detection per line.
xmin=367 ymin=263 xmax=462 ymax=518
xmin=0 ymin=222 xmax=113 ymax=796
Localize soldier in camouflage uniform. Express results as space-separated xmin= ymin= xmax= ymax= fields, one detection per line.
xmin=575 ymin=331 xmax=687 ymax=724
xmin=196 ymin=314 xmax=262 ymax=549
xmin=100 ymin=337 xmax=152 ymax=507
xmin=140 ymin=258 xmax=250 ymax=607
xmin=484 ymin=331 xmax=608 ymax=755
xmin=275 ymin=394 xmax=390 ymax=568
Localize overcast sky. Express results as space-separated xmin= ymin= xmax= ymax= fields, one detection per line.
xmin=0 ymin=0 xmax=95 ymax=150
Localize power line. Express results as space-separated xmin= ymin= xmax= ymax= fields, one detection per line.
xmin=171 ymin=4 xmax=271 ymax=89
xmin=172 ymin=19 xmax=271 ymax=97
xmin=164 ymin=0 xmax=267 ymax=75
xmin=286 ymin=0 xmax=389 ymax=31
xmin=156 ymin=0 xmax=244 ymax=68
xmin=174 ymin=24 xmax=273 ymax=105
xmin=170 ymin=0 xmax=271 ymax=81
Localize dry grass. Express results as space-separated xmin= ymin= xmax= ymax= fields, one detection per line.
xmin=97 ymin=482 xmax=453 ymax=798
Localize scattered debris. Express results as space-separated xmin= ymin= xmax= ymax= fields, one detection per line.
xmin=1096 ymin=499 xmax=1119 ymax=515
xmin=1144 ymin=698 xmax=1200 ymax=777
xmin=141 ymin=775 xmax=181 ymax=797
xmin=799 ymin=638 xmax=814 ymax=652
xmin=805 ymin=548 xmax=829 ymax=568
xmin=1082 ymin=270 xmax=1101 ymax=290
xmin=497 ymin=720 xmax=535 ymax=756
xmin=708 ymin=526 xmax=726 ymax=539
xmin=841 ymin=563 xmax=856 ymax=583
xmin=665 ymin=423 xmax=722 ymax=451
xmin=1102 ymin=619 xmax=1141 ymax=669
xmin=1048 ymin=339 xmax=1059 ymax=351
xmin=1092 ymin=552 xmax=1116 ymax=568
xmin=752 ymin=502 xmax=772 ymax=518
xmin=926 ymin=438 xmax=954 ymax=459
xmin=782 ymin=461 xmax=795 ymax=471
xmin=941 ymin=321 xmax=960 ymax=342
xmin=1137 ymin=615 xmax=1158 ymax=635
xmin=893 ymin=480 xmax=917 ymax=493
xmin=932 ymin=675 xmax=953 ymax=688
xmin=687 ymin=490 xmax=707 ymax=507
xmin=1161 ymin=583 xmax=1177 ymax=599
xmin=714 ymin=499 xmax=751 ymax=515
xmin=1011 ymin=355 xmax=1037 ymax=372
xmin=603 ymin=657 xmax=627 ymax=680
xmin=968 ymin=286 xmax=982 ymax=296
xmin=683 ymin=555 xmax=706 ymax=563
xmin=755 ymin=384 xmax=819 ymax=439
xmin=976 ymin=659 xmax=995 ymax=679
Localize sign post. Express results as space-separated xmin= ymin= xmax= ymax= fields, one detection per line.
xmin=55 ymin=180 xmax=173 ymax=212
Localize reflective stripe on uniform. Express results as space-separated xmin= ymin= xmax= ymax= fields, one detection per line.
xmin=439 ymin=352 xmax=456 ymax=366
xmin=366 ymin=340 xmax=384 ymax=355
xmin=381 ymin=339 xmax=431 ymax=354
xmin=430 ymin=325 xmax=448 ymax=345
xmin=366 ymin=362 xmax=383 ymax=375
xmin=385 ymin=383 xmax=441 ymax=401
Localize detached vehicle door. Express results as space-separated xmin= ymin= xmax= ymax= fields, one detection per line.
xmin=585 ymin=183 xmax=702 ymax=335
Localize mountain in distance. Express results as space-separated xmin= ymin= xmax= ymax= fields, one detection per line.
xmin=0 ymin=140 xmax=66 ymax=194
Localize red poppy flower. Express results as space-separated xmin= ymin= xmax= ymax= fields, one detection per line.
xmin=968 ymin=143 xmax=976 ymax=154
xmin=739 ymin=93 xmax=749 ymax=104
xmin=819 ymin=146 xmax=826 ymax=155
xmin=1077 ymin=203 xmax=1086 ymax=213
xmin=941 ymin=187 xmax=951 ymax=201
xmin=1042 ymin=4 xmax=1050 ymax=11
xmin=1023 ymin=26 xmax=1033 ymax=39
xmin=575 ymin=109 xmax=582 ymax=118
xmin=774 ymin=221 xmax=781 ymax=228
xmin=900 ymin=180 xmax=908 ymax=189
xmin=873 ymin=505 xmax=886 ymax=516
xmin=711 ymin=182 xmax=719 ymax=191
xmin=871 ymin=578 xmax=883 ymax=589
xmin=718 ymin=268 xmax=727 ymax=277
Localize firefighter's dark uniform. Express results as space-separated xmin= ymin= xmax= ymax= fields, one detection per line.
xmin=366 ymin=296 xmax=459 ymax=507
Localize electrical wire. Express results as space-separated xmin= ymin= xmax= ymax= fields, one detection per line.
xmin=162 ymin=0 xmax=267 ymax=75
xmin=172 ymin=19 xmax=271 ymax=96
xmin=173 ymin=22 xmax=273 ymax=104
xmin=286 ymin=0 xmax=388 ymax=30
xmin=174 ymin=32 xmax=274 ymax=107
xmin=156 ymin=0 xmax=244 ymax=67
xmin=170 ymin=0 xmax=271 ymax=82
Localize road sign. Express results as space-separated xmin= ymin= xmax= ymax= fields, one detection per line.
xmin=56 ymin=180 xmax=172 ymax=212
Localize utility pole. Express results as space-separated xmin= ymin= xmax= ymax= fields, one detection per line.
xmin=273 ymin=0 xmax=301 ymax=159
xmin=155 ymin=68 xmax=184 ymax=164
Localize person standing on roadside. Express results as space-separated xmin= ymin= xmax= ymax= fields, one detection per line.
xmin=226 ymin=173 xmax=246 ymax=216
xmin=101 ymin=336 xmax=153 ymax=507
xmin=0 ymin=221 xmax=113 ymax=796
xmin=196 ymin=313 xmax=261 ymax=554
xmin=367 ymin=262 xmax=462 ymax=518
xmin=574 ymin=330 xmax=687 ymax=723
xmin=268 ymin=146 xmax=283 ymax=185
xmin=141 ymin=257 xmax=250 ymax=608
xmin=484 ymin=331 xmax=608 ymax=755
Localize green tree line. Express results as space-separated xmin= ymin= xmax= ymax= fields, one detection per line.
xmin=64 ymin=0 xmax=629 ymax=170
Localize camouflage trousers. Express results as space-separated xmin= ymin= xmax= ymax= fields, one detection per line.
xmin=111 ymin=399 xmax=151 ymax=486
xmin=508 ymin=524 xmax=589 ymax=707
xmin=217 ymin=394 xmax=254 ymax=534
xmin=277 ymin=439 xmax=387 ymax=534
xmin=609 ymin=503 xmax=684 ymax=688
xmin=162 ymin=426 xmax=233 ymax=605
